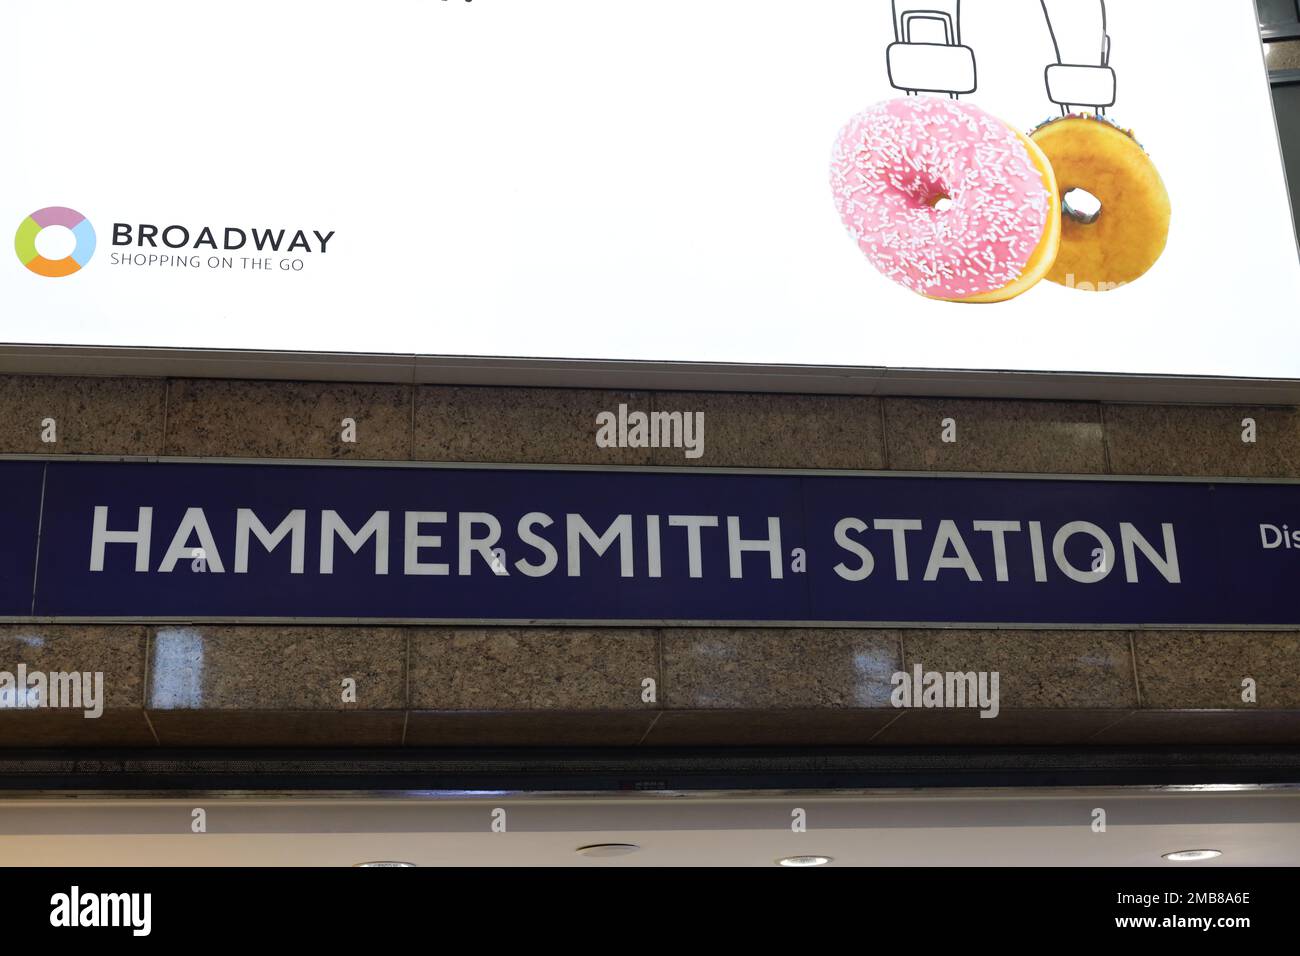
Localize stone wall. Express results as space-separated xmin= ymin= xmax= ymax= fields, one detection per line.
xmin=2 ymin=375 xmax=1297 ymax=748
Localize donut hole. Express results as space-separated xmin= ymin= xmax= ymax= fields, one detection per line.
xmin=929 ymin=194 xmax=954 ymax=213
xmin=1063 ymin=187 xmax=1103 ymax=225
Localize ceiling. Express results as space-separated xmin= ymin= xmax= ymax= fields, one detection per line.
xmin=1 ymin=785 xmax=1297 ymax=866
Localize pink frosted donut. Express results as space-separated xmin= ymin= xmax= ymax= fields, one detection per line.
xmin=830 ymin=97 xmax=1060 ymax=303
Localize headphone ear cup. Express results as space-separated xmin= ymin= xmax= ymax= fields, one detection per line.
xmin=1030 ymin=116 xmax=1171 ymax=291
xmin=831 ymin=98 xmax=1061 ymax=304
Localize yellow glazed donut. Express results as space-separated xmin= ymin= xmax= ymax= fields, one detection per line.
xmin=1030 ymin=114 xmax=1171 ymax=291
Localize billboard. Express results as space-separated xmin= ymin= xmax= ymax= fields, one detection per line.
xmin=3 ymin=0 xmax=1297 ymax=377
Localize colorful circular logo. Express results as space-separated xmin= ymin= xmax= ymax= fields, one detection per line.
xmin=14 ymin=206 xmax=96 ymax=277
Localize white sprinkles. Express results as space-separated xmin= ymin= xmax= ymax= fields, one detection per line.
xmin=830 ymin=97 xmax=1050 ymax=299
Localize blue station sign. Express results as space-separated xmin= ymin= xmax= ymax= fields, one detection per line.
xmin=1 ymin=459 xmax=1296 ymax=626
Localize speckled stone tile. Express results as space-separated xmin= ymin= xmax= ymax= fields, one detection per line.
xmin=647 ymin=392 xmax=884 ymax=469
xmin=148 ymin=712 xmax=404 ymax=747
xmin=872 ymin=709 xmax=1132 ymax=746
xmin=404 ymin=712 xmax=656 ymax=746
xmin=662 ymin=629 xmax=901 ymax=709
xmin=883 ymin=398 xmax=1106 ymax=474
xmin=0 ymin=375 xmax=165 ymax=455
xmin=145 ymin=626 xmax=405 ymax=710
xmin=1103 ymin=404 xmax=1300 ymax=477
xmin=164 ymin=379 xmax=412 ymax=459
xmin=1134 ymin=632 xmax=1300 ymax=709
xmin=641 ymin=709 xmax=900 ymax=746
xmin=1090 ymin=710 xmax=1300 ymax=746
xmin=409 ymin=628 xmax=658 ymax=711
xmin=900 ymin=630 xmax=1138 ymax=708
xmin=0 ymin=625 xmax=147 ymax=708
xmin=414 ymin=386 xmax=652 ymax=464
xmin=0 ymin=625 xmax=151 ymax=747
xmin=1269 ymin=39 xmax=1300 ymax=71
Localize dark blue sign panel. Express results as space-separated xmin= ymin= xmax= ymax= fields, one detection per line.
xmin=0 ymin=462 xmax=46 ymax=616
xmin=6 ymin=459 xmax=1300 ymax=625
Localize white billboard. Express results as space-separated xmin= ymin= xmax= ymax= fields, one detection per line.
xmin=3 ymin=0 xmax=1297 ymax=377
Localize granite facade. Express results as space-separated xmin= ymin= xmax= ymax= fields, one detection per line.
xmin=2 ymin=372 xmax=1297 ymax=748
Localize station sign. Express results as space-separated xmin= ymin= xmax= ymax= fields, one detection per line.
xmin=2 ymin=459 xmax=1297 ymax=626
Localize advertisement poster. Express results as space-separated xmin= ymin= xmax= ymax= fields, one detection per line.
xmin=3 ymin=0 xmax=1297 ymax=376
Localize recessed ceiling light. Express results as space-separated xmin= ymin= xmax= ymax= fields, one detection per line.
xmin=777 ymin=855 xmax=832 ymax=867
xmin=1162 ymin=849 xmax=1222 ymax=862
xmin=576 ymin=844 xmax=641 ymax=858
xmin=354 ymin=861 xmax=417 ymax=867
